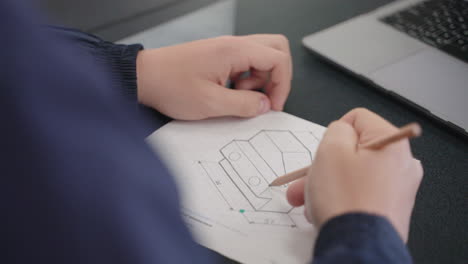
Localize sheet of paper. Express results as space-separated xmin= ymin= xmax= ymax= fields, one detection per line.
xmin=146 ymin=111 xmax=326 ymax=264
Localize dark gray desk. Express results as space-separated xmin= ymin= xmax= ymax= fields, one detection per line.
xmin=234 ymin=0 xmax=467 ymax=263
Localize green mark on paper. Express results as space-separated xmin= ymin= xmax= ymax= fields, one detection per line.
xmin=239 ymin=209 xmax=245 ymax=214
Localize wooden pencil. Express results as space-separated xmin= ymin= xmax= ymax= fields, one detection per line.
xmin=269 ymin=123 xmax=422 ymax=187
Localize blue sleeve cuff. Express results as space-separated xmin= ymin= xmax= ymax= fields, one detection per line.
xmin=95 ymin=41 xmax=143 ymax=102
xmin=45 ymin=25 xmax=144 ymax=103
xmin=313 ymin=213 xmax=412 ymax=264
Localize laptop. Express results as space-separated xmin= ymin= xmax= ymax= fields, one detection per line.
xmin=303 ymin=0 xmax=468 ymax=135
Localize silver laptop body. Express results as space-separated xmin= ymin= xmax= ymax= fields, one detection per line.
xmin=303 ymin=0 xmax=468 ymax=135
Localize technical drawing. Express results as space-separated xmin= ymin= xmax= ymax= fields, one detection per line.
xmin=199 ymin=130 xmax=321 ymax=227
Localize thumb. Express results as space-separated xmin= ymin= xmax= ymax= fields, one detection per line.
xmin=205 ymin=83 xmax=271 ymax=118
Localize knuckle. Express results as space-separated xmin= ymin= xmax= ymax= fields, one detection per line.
xmin=350 ymin=107 xmax=371 ymax=116
xmin=327 ymin=120 xmax=344 ymax=130
xmin=275 ymin=34 xmax=290 ymax=47
xmin=215 ymin=36 xmax=243 ymax=54
xmin=275 ymin=51 xmax=289 ymax=64
xmin=321 ymin=121 xmax=351 ymax=150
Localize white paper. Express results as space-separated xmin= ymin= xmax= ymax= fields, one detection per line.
xmin=146 ymin=111 xmax=326 ymax=264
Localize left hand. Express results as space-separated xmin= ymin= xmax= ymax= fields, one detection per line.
xmin=136 ymin=34 xmax=292 ymax=120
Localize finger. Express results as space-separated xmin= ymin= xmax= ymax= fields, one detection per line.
xmin=203 ymin=83 xmax=271 ymax=118
xmin=304 ymin=207 xmax=314 ymax=223
xmin=340 ymin=108 xmax=399 ymax=144
xmin=242 ymin=34 xmax=290 ymax=55
xmin=229 ymin=40 xmax=291 ymax=111
xmin=412 ymin=159 xmax=424 ymax=184
xmin=235 ymin=71 xmax=269 ymax=90
xmin=241 ymin=34 xmax=293 ymax=79
xmin=286 ymin=177 xmax=306 ymax=206
xmin=229 ymin=71 xmax=245 ymax=82
xmin=407 ymin=161 xmax=424 ymax=203
xmin=242 ymin=34 xmax=292 ymax=78
xmin=320 ymin=120 xmax=359 ymax=152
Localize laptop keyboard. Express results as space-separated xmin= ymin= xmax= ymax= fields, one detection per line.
xmin=381 ymin=0 xmax=468 ymax=63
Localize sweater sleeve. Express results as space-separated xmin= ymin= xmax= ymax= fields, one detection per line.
xmin=2 ymin=2 xmax=214 ymax=263
xmin=45 ymin=26 xmax=143 ymax=102
xmin=312 ymin=213 xmax=413 ymax=264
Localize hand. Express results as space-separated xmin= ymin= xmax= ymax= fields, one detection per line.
xmin=136 ymin=35 xmax=292 ymax=120
xmin=286 ymin=108 xmax=423 ymax=242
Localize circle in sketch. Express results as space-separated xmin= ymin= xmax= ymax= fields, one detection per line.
xmin=229 ymin=152 xmax=241 ymax=161
xmin=248 ymin=176 xmax=261 ymax=186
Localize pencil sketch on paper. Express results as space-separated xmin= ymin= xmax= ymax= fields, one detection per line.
xmin=198 ymin=130 xmax=320 ymax=228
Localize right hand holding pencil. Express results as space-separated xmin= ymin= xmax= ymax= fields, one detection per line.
xmin=286 ymin=108 xmax=423 ymax=242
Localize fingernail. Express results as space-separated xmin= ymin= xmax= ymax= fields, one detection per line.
xmin=258 ymin=97 xmax=270 ymax=114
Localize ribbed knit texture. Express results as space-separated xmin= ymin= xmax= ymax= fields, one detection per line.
xmin=314 ymin=213 xmax=412 ymax=264
xmin=46 ymin=26 xmax=143 ymax=102
xmin=91 ymin=41 xmax=143 ymax=102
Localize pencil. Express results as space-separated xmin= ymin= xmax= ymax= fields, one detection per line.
xmin=269 ymin=122 xmax=422 ymax=187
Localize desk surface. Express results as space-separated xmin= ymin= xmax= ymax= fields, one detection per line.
xmin=134 ymin=0 xmax=467 ymax=262
xmin=235 ymin=0 xmax=467 ymax=263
